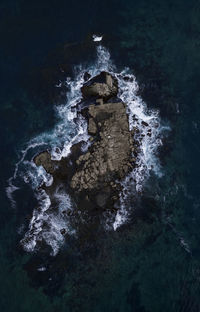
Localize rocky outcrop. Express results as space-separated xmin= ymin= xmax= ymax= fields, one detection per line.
xmin=34 ymin=72 xmax=137 ymax=211
xmin=81 ymin=71 xmax=118 ymax=100
xmin=34 ymin=151 xmax=57 ymax=175
xmin=71 ymin=99 xmax=135 ymax=191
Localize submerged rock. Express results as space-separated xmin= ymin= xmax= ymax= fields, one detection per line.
xmin=83 ymin=72 xmax=91 ymax=81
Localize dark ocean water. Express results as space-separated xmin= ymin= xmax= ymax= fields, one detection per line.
xmin=1 ymin=0 xmax=200 ymax=311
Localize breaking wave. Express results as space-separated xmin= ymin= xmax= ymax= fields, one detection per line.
xmin=7 ymin=37 xmax=168 ymax=255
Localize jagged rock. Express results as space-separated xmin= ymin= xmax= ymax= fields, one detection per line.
xmin=34 ymin=151 xmax=56 ymax=174
xmin=83 ymin=72 xmax=91 ymax=81
xmin=81 ymin=71 xmax=118 ymax=100
xmin=70 ymin=100 xmax=134 ymax=191
xmin=60 ymin=229 xmax=66 ymax=235
xmin=142 ymin=121 xmax=149 ymax=127
xmin=88 ymin=118 xmax=97 ymax=134
xmin=33 ymin=71 xmax=138 ymax=215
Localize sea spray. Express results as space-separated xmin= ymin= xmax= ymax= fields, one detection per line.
xmin=21 ymin=188 xmax=75 ymax=256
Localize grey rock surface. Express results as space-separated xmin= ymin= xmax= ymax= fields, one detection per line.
xmin=81 ymin=71 xmax=118 ymax=100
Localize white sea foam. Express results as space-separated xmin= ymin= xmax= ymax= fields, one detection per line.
xmin=6 ymin=181 xmax=19 ymax=209
xmin=22 ymin=160 xmax=53 ymax=188
xmin=110 ymin=72 xmax=162 ymax=230
xmin=113 ymin=207 xmax=129 ymax=231
xmin=92 ymin=34 xmax=103 ymax=42
xmin=21 ymin=188 xmax=74 ymax=256
xmin=21 ymin=189 xmax=51 ymax=252
xmin=37 ymin=266 xmax=46 ymax=272
xmin=8 ymin=38 xmax=166 ymax=253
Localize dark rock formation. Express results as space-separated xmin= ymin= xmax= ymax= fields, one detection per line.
xmin=34 ymin=151 xmax=58 ymax=175
xmin=34 ymin=71 xmax=136 ymax=217
xmin=71 ymin=99 xmax=134 ymax=191
xmin=81 ymin=71 xmax=118 ymax=100
xmin=83 ymin=72 xmax=91 ymax=81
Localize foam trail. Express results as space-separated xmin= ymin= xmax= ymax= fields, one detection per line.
xmin=6 ymin=141 xmax=48 ymax=208
xmin=21 ymin=189 xmax=51 ymax=252
xmin=40 ymin=190 xmax=75 ymax=256
xmin=110 ymin=71 xmax=167 ymax=230
xmin=6 ymin=182 xmax=19 ymax=209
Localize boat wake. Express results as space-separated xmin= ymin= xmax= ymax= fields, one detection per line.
xmin=7 ymin=36 xmax=168 ymax=255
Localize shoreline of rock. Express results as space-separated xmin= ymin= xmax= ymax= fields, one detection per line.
xmin=33 ymin=71 xmax=138 ymax=236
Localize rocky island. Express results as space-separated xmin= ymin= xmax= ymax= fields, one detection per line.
xmin=34 ymin=71 xmax=137 ymax=238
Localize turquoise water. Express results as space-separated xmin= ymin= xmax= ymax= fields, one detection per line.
xmin=1 ymin=0 xmax=200 ymax=311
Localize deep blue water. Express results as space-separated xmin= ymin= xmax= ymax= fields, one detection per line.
xmin=1 ymin=0 xmax=200 ymax=311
